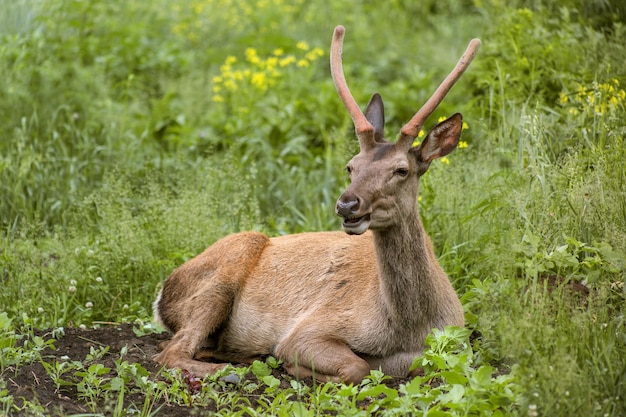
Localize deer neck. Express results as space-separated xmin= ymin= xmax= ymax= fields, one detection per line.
xmin=371 ymin=209 xmax=440 ymax=324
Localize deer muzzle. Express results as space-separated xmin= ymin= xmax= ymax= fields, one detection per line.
xmin=336 ymin=195 xmax=371 ymax=235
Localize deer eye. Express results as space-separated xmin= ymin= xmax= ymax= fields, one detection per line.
xmin=394 ymin=167 xmax=409 ymax=177
xmin=346 ymin=165 xmax=353 ymax=175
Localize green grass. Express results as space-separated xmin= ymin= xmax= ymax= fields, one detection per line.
xmin=1 ymin=0 xmax=625 ymax=415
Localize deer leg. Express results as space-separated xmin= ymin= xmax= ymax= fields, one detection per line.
xmin=363 ymin=351 xmax=422 ymax=377
xmin=274 ymin=326 xmax=371 ymax=384
xmin=154 ymin=329 xmax=228 ymax=376
xmin=193 ymin=349 xmax=264 ymax=365
xmin=154 ymin=282 xmax=236 ymax=377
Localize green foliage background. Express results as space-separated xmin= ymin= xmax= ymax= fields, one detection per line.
xmin=1 ymin=0 xmax=625 ymax=415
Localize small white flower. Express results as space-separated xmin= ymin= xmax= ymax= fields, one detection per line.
xmin=70 ymin=279 xmax=77 ymax=286
xmin=68 ymin=285 xmax=77 ymax=293
xmin=37 ymin=307 xmax=44 ymax=314
xmin=123 ymin=304 xmax=129 ymax=310
xmin=85 ymin=302 xmax=93 ymax=308
xmin=79 ymin=324 xmax=87 ymax=330
xmin=96 ymin=277 xmax=103 ymax=283
xmin=60 ymin=355 xmax=71 ymax=361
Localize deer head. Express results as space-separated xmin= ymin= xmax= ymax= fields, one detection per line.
xmin=331 ymin=26 xmax=480 ymax=235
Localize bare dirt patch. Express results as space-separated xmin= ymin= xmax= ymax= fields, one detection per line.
xmin=4 ymin=325 xmax=174 ymax=415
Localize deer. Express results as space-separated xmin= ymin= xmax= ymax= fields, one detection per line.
xmin=153 ymin=26 xmax=481 ymax=384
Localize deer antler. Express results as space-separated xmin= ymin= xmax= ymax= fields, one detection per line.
xmin=331 ymin=25 xmax=376 ymax=150
xmin=397 ymin=38 xmax=481 ymax=151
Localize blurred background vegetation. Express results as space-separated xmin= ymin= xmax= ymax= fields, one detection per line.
xmin=0 ymin=0 xmax=625 ymax=415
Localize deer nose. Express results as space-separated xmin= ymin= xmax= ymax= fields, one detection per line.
xmin=336 ymin=197 xmax=360 ymax=218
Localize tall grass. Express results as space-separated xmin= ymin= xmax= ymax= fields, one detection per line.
xmin=0 ymin=0 xmax=625 ymax=415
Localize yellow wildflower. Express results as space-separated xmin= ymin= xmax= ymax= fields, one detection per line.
xmin=462 ymin=121 xmax=469 ymax=130
xmin=279 ymin=56 xmax=296 ymax=67
xmin=440 ymin=157 xmax=450 ymax=165
xmin=297 ymin=59 xmax=310 ymax=68
xmin=245 ymin=48 xmax=261 ymax=65
xmin=296 ymin=41 xmax=309 ymax=50
xmin=458 ymin=141 xmax=468 ymax=149
xmin=558 ymin=91 xmax=568 ymax=105
xmin=311 ymin=47 xmax=324 ymax=57
xmin=438 ymin=116 xmax=447 ymax=122
xmin=223 ymin=79 xmax=237 ymax=91
xmin=305 ymin=48 xmax=324 ymax=61
xmin=273 ymin=48 xmax=284 ymax=56
xmin=418 ymin=130 xmax=425 ymax=138
xmin=232 ymin=70 xmax=244 ymax=81
xmin=220 ymin=64 xmax=232 ymax=76
xmin=266 ymin=57 xmax=279 ymax=71
xmin=251 ymin=72 xmax=268 ymax=90
xmin=212 ymin=95 xmax=224 ymax=103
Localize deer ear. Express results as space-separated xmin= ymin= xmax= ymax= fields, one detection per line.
xmin=364 ymin=93 xmax=385 ymax=142
xmin=411 ymin=113 xmax=462 ymax=163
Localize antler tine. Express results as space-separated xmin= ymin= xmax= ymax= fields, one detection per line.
xmin=331 ymin=25 xmax=376 ymax=148
xmin=398 ymin=38 xmax=481 ymax=150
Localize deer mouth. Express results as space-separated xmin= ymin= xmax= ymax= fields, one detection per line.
xmin=341 ymin=214 xmax=371 ymax=235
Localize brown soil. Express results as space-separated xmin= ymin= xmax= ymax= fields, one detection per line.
xmin=2 ymin=324 xmax=409 ymax=416
xmin=4 ymin=325 xmax=174 ymax=416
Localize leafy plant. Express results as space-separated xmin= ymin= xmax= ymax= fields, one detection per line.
xmin=514 ymin=232 xmax=626 ymax=283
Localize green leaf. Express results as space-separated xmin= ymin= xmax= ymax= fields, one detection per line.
xmin=438 ymin=384 xmax=465 ymax=405
xmin=402 ymin=376 xmax=426 ymax=396
xmin=0 ymin=313 xmax=12 ymax=331
xmin=441 ymin=370 xmax=468 ymax=385
xmin=250 ymin=360 xmax=271 ymax=378
xmin=109 ymin=376 xmax=125 ymax=391
xmin=357 ymin=384 xmax=398 ymax=402
xmin=473 ymin=365 xmax=495 ymax=387
xmin=267 ymin=356 xmax=281 ymax=368
xmin=88 ymin=363 xmax=111 ymax=375
xmin=262 ymin=374 xmax=280 ymax=390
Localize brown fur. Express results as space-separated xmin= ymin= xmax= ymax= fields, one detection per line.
xmin=153 ymin=26 xmax=478 ymax=384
